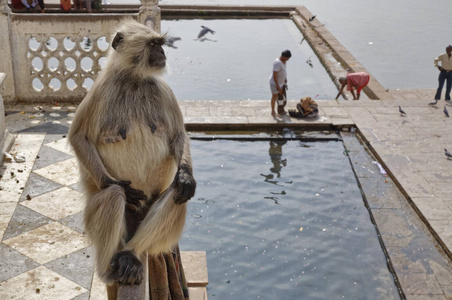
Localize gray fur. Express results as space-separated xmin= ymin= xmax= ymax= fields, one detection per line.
xmin=68 ymin=19 xmax=196 ymax=288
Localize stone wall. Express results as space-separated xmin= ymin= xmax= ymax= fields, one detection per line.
xmin=0 ymin=73 xmax=14 ymax=165
xmin=7 ymin=14 xmax=133 ymax=103
xmin=0 ymin=0 xmax=160 ymax=104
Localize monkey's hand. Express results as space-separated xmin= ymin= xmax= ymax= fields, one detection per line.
xmin=109 ymin=251 xmax=143 ymax=285
xmin=173 ymin=165 xmax=196 ymax=204
xmin=102 ymin=179 xmax=146 ymax=207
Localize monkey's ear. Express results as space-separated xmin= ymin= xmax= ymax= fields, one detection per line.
xmin=112 ymin=32 xmax=124 ymax=51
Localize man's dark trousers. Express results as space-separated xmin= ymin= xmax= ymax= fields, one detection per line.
xmin=435 ymin=70 xmax=452 ymax=100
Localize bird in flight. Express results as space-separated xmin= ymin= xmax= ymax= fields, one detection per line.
xmin=164 ymin=37 xmax=181 ymax=49
xmin=198 ymin=26 xmax=215 ymax=39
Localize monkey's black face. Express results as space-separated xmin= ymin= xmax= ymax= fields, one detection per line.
xmin=148 ymin=38 xmax=166 ymax=69
xmin=112 ymin=31 xmax=167 ymax=71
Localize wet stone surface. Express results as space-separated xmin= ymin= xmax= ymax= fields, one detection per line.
xmin=342 ymin=132 xmax=452 ymax=299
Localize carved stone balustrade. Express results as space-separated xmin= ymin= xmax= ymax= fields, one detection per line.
xmin=0 ymin=0 xmax=161 ymax=103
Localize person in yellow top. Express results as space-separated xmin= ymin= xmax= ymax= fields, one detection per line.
xmin=434 ymin=45 xmax=452 ymax=101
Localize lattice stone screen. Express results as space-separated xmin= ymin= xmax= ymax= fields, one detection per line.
xmin=28 ymin=35 xmax=109 ymax=97
xmin=6 ymin=14 xmax=134 ymax=102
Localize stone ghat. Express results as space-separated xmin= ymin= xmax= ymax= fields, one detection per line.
xmin=4 ymin=96 xmax=452 ymax=298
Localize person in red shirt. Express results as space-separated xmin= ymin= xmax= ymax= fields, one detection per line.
xmin=335 ymin=72 xmax=370 ymax=100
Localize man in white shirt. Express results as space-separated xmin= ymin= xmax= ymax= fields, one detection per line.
xmin=269 ymin=50 xmax=291 ymax=117
xmin=434 ymin=45 xmax=452 ymax=101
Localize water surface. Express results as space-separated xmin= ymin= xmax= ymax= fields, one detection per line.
xmin=161 ymin=19 xmax=338 ymax=100
xmin=180 ymin=135 xmax=399 ymax=299
xmin=158 ymin=0 xmax=452 ymax=90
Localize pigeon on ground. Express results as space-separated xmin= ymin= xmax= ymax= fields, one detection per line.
xmin=399 ymin=106 xmax=407 ymax=116
xmin=445 ymin=149 xmax=452 ymax=158
xmin=444 ymin=106 xmax=450 ymax=117
xmin=428 ymin=100 xmax=438 ymax=106
xmin=309 ymin=15 xmax=316 ymax=22
xmin=197 ymin=26 xmax=215 ymax=39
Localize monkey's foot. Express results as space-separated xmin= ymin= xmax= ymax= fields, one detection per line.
xmin=109 ymin=251 xmax=143 ymax=285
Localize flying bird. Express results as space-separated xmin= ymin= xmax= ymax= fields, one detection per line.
xmin=444 ymin=106 xmax=450 ymax=117
xmin=445 ymin=148 xmax=452 ymax=158
xmin=428 ymin=99 xmax=438 ymax=106
xmin=399 ymin=106 xmax=407 ymax=116
xmin=197 ymin=26 xmax=215 ymax=39
xmin=306 ymin=58 xmax=313 ymax=68
xmin=309 ymin=15 xmax=316 ymax=22
xmin=164 ymin=36 xmax=181 ymax=49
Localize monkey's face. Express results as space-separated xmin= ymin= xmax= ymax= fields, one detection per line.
xmin=147 ymin=38 xmax=166 ymax=69
xmin=111 ymin=25 xmax=167 ymax=73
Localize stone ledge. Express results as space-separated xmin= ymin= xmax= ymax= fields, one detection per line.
xmin=0 ymin=73 xmax=15 ymax=166
xmin=181 ymin=251 xmax=208 ymax=287
xmin=294 ymin=6 xmax=393 ymax=101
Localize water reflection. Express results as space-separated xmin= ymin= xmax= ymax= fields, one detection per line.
xmin=261 ymin=140 xmax=289 ymax=204
xmin=180 ymin=138 xmax=399 ymax=299
xmin=260 ymin=140 xmax=287 ymax=187
xmin=268 ymin=140 xmax=287 ymax=177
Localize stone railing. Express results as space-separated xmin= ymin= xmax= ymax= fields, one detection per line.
xmin=0 ymin=73 xmax=15 ymax=165
xmin=0 ymin=0 xmax=160 ymax=104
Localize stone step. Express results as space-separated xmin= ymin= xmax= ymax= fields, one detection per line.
xmin=181 ymin=251 xmax=209 ymax=288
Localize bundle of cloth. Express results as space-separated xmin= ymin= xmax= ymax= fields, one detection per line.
xmin=288 ymin=96 xmax=319 ymax=118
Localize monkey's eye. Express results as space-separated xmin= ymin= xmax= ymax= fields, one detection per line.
xmin=150 ymin=42 xmax=155 ymax=47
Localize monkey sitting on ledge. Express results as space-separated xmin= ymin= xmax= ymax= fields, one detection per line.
xmin=68 ymin=18 xmax=196 ymax=299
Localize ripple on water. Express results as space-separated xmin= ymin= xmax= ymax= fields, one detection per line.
xmin=180 ymin=138 xmax=399 ymax=299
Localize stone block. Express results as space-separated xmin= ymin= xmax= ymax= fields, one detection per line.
xmin=0 ymin=73 xmax=14 ymax=166
xmin=180 ymin=251 xmax=208 ymax=287
xmin=372 ymin=209 xmax=414 ymax=247
xmin=188 ymin=287 xmax=207 ymax=300
xmin=398 ymin=274 xmax=443 ymax=296
xmin=411 ymin=197 xmax=452 ymax=220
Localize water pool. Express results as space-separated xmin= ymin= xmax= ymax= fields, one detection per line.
xmin=180 ymin=132 xmax=399 ymax=299
xmin=161 ymin=19 xmax=338 ymax=100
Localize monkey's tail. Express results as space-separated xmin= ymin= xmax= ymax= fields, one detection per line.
xmin=84 ymin=184 xmax=127 ymax=283
xmin=124 ymin=188 xmax=187 ymax=256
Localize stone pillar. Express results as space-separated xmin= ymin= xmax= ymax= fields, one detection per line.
xmin=0 ymin=73 xmax=15 ymax=166
xmin=138 ymin=0 xmax=161 ymax=33
xmin=0 ymin=0 xmax=16 ymax=103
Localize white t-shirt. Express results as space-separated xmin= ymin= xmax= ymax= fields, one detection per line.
xmin=269 ymin=58 xmax=287 ymax=88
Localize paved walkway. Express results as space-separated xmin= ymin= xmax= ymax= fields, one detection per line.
xmin=2 ymin=95 xmax=452 ymax=299
xmin=0 ymin=104 xmax=207 ymax=300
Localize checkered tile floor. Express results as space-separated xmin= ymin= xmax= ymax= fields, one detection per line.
xmin=1 ymin=107 xmax=108 ymax=299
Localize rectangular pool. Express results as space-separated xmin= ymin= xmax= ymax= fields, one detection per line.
xmin=180 ymin=131 xmax=399 ymax=299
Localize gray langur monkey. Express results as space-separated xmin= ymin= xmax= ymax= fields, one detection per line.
xmin=68 ymin=18 xmax=196 ymax=289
